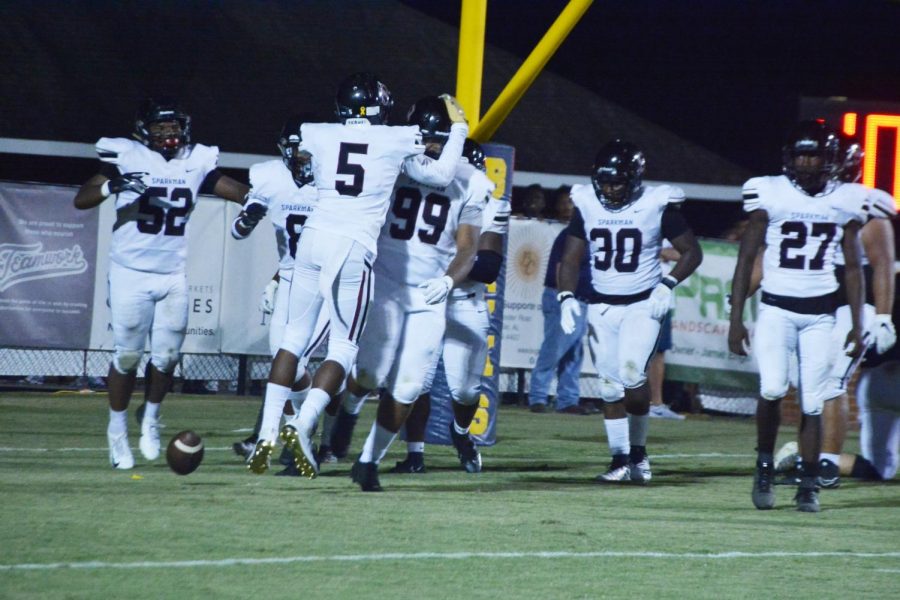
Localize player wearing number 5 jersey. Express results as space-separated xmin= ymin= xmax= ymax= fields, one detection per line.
xmin=558 ymin=139 xmax=702 ymax=485
xmin=729 ymin=121 xmax=868 ymax=513
xmin=73 ymin=96 xmax=249 ymax=471
xmin=250 ymin=75 xmax=468 ymax=478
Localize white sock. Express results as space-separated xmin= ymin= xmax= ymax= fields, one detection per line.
xmin=820 ymin=452 xmax=840 ymax=465
xmin=288 ymin=385 xmax=310 ymax=414
xmin=320 ymin=411 xmax=336 ymax=446
xmin=359 ymin=422 xmax=398 ymax=464
xmin=342 ymin=390 xmax=369 ymax=416
xmin=261 ymin=383 xmax=291 ymax=442
xmin=453 ymin=419 xmax=469 ymax=435
xmin=628 ymin=413 xmax=649 ymax=447
xmin=407 ymin=441 xmax=425 ymax=454
xmin=144 ymin=401 xmax=160 ymax=421
xmin=297 ymin=388 xmax=330 ymax=436
xmin=108 ymin=409 xmax=127 ymax=436
xmin=604 ymin=417 xmax=630 ymax=456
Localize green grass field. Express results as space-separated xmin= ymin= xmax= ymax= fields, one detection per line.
xmin=1 ymin=392 xmax=897 ymax=599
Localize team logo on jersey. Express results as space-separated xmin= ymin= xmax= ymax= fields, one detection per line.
xmin=0 ymin=243 xmax=88 ymax=292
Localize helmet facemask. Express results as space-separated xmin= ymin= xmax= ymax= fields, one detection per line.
xmin=782 ymin=121 xmax=840 ymax=195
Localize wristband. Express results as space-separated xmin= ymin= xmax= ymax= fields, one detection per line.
xmin=100 ymin=180 xmax=111 ymax=198
xmin=557 ymin=291 xmax=575 ymax=303
xmin=661 ymin=275 xmax=678 ymax=289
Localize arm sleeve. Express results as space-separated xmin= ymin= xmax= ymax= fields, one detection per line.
xmin=483 ymin=198 xmax=511 ymax=235
xmin=661 ymin=205 xmax=690 ymax=241
xmin=867 ymin=187 xmax=897 ymax=220
xmin=742 ymin=177 xmax=763 ymax=213
xmin=459 ymin=194 xmax=484 ymax=227
xmin=99 ymin=163 xmax=120 ymax=179
xmin=565 ymin=207 xmax=587 ymax=240
xmin=199 ymin=169 xmax=224 ymax=195
xmin=402 ymin=122 xmax=468 ymax=187
xmin=467 ymin=250 xmax=503 ymax=284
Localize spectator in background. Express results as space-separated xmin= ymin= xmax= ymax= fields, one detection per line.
xmin=520 ymin=183 xmax=547 ymax=219
xmin=649 ymin=242 xmax=685 ymax=419
xmin=551 ymin=185 xmax=574 ymax=221
xmin=529 ymin=187 xmax=592 ymax=415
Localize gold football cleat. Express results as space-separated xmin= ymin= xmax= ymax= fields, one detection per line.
xmin=246 ymin=440 xmax=275 ymax=474
xmin=280 ymin=424 xmax=319 ymax=479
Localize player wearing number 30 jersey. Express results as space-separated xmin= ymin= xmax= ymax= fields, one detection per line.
xmin=250 ymin=75 xmax=468 ymax=480
xmin=559 ymin=139 xmax=702 ymax=486
xmin=729 ymin=121 xmax=868 ymax=513
xmin=73 ymin=96 xmax=249 ymax=471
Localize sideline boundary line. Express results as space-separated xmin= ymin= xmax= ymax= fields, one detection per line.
xmin=3 ymin=550 xmax=899 ymax=572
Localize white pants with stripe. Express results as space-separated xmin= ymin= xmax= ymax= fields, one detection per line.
xmin=269 ymin=267 xmax=330 ymax=369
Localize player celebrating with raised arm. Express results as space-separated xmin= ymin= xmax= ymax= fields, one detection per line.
xmin=557 ymin=139 xmax=702 ymax=485
xmin=247 ymin=75 xmax=468 ymax=478
xmin=230 ymin=116 xmax=329 ymax=464
xmin=729 ymin=121 xmax=868 ymax=513
xmin=73 ymin=96 xmax=248 ymax=470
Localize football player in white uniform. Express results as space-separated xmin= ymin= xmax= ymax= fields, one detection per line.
xmin=387 ymin=139 xmax=508 ymax=475
xmin=729 ymin=121 xmax=867 ymax=513
xmin=73 ymin=97 xmax=249 ymax=470
xmin=229 ymin=116 xmax=329 ymax=466
xmin=248 ymin=75 xmax=468 ymax=477
xmin=558 ymin=140 xmax=703 ymax=484
xmin=333 ymin=98 xmax=483 ymax=491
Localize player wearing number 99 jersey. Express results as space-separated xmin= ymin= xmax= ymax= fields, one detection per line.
xmin=558 ymin=139 xmax=702 ymax=485
xmin=729 ymin=120 xmax=867 ymax=513
xmin=251 ymin=76 xmax=468 ymax=479
xmin=73 ymin=96 xmax=249 ymax=471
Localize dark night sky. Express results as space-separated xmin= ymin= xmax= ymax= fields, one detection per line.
xmin=403 ymin=0 xmax=900 ymax=174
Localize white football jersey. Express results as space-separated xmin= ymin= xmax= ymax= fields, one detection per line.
xmin=248 ymin=159 xmax=318 ymax=272
xmin=376 ymin=161 xmax=483 ymax=288
xmin=832 ymin=183 xmax=897 ymax=267
xmin=300 ymin=121 xmax=466 ymax=254
xmin=742 ymin=175 xmax=867 ymax=297
xmin=97 ymin=137 xmax=218 ymax=274
xmin=570 ymin=183 xmax=685 ymax=296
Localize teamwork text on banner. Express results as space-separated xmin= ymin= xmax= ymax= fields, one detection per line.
xmin=423 ymin=142 xmax=514 ymax=446
xmin=666 ymin=238 xmax=759 ymax=389
xmin=0 ymin=182 xmax=98 ymax=349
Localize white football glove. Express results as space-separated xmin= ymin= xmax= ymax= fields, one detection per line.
xmin=559 ymin=295 xmax=581 ymax=335
xmin=259 ymin=279 xmax=278 ymax=314
xmin=419 ymin=275 xmax=454 ymax=305
xmin=873 ymin=313 xmax=897 ymax=354
xmin=648 ymin=280 xmax=674 ymax=320
xmin=439 ymin=94 xmax=467 ymax=124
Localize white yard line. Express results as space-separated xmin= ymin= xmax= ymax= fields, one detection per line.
xmin=2 ymin=550 xmax=899 ymax=572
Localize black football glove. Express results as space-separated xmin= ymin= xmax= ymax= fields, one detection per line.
xmin=103 ymin=172 xmax=148 ymax=197
xmin=231 ymin=200 xmax=268 ymax=239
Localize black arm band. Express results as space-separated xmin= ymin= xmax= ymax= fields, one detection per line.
xmin=199 ymin=169 xmax=224 ymax=195
xmin=468 ymin=250 xmax=503 ymax=283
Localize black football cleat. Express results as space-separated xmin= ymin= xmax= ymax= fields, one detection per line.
xmin=752 ymin=460 xmax=776 ymax=510
xmin=390 ymin=452 xmax=426 ymax=474
xmin=816 ymin=459 xmax=841 ymax=489
xmin=351 ymin=460 xmax=382 ymax=492
xmin=329 ymin=407 xmax=359 ymax=459
xmin=232 ymin=435 xmax=257 ymax=460
xmin=450 ymin=424 xmax=482 ymax=473
xmin=274 ymin=463 xmax=300 ymax=477
xmin=795 ymin=485 xmax=820 ymax=513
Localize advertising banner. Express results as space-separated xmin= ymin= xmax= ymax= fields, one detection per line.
xmin=0 ymin=182 xmax=97 ymax=349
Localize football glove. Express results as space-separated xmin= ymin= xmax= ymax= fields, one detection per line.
xmin=419 ymin=275 xmax=454 ymax=304
xmin=873 ymin=313 xmax=897 ymax=354
xmin=231 ymin=200 xmax=268 ymax=239
xmin=440 ymin=94 xmax=467 ymax=125
xmin=558 ymin=293 xmax=581 ymax=335
xmin=259 ymin=279 xmax=278 ymax=314
xmin=648 ymin=279 xmax=675 ymax=320
xmin=101 ymin=172 xmax=148 ymax=197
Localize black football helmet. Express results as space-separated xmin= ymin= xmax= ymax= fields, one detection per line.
xmin=277 ymin=115 xmax=313 ymax=187
xmin=335 ymin=72 xmax=393 ymax=124
xmin=782 ymin=120 xmax=840 ymax=194
xmin=407 ymin=95 xmax=451 ymax=158
xmin=591 ymin=139 xmax=645 ymax=211
xmin=134 ymin=96 xmax=191 ymax=159
xmin=837 ymin=132 xmax=863 ymax=184
xmin=463 ymin=138 xmax=487 ymax=172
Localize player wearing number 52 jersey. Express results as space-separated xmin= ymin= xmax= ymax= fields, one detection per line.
xmin=250 ymin=75 xmax=468 ymax=479
xmin=73 ymin=96 xmax=249 ymax=471
xmin=729 ymin=121 xmax=868 ymax=513
xmin=558 ymin=139 xmax=702 ymax=486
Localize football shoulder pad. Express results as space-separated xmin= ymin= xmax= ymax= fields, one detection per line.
xmin=95 ymin=137 xmax=138 ymax=165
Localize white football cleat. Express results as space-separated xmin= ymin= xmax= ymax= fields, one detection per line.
xmin=629 ymin=457 xmax=652 ymax=483
xmin=596 ymin=461 xmax=632 ymax=483
xmin=139 ymin=415 xmax=161 ymax=460
xmin=775 ymin=441 xmax=799 ymax=473
xmin=108 ymin=431 xmax=134 ymax=470
xmin=280 ymin=422 xmax=319 ymax=479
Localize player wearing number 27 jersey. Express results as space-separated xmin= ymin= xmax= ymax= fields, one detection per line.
xmin=250 ymin=75 xmax=468 ymax=480
xmin=558 ymin=139 xmax=702 ymax=485
xmin=729 ymin=121 xmax=867 ymax=513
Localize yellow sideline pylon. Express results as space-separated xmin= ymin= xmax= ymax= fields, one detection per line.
xmin=466 ymin=0 xmax=593 ymax=143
